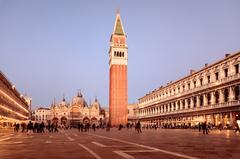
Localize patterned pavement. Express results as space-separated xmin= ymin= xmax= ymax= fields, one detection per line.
xmin=0 ymin=128 xmax=240 ymax=159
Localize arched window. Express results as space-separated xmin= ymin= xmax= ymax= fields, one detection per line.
xmin=207 ymin=93 xmax=211 ymax=105
xmin=122 ymin=52 xmax=124 ymax=57
xmin=224 ymin=68 xmax=228 ymax=77
xmin=234 ymin=86 xmax=239 ymax=100
xmin=187 ymin=99 xmax=191 ymax=109
xmin=215 ymin=91 xmax=219 ymax=104
xmin=193 ymin=81 xmax=197 ymax=88
xmin=182 ymin=100 xmax=185 ymax=109
xmin=114 ymin=51 xmax=116 ymax=57
xmin=224 ymin=88 xmax=229 ymax=102
xmin=193 ymin=97 xmax=197 ymax=107
xmin=235 ymin=64 xmax=239 ymax=74
xmin=199 ymin=95 xmax=203 ymax=106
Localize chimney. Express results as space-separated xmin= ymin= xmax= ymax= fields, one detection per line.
xmin=205 ymin=63 xmax=208 ymax=67
xmin=190 ymin=69 xmax=195 ymax=75
xmin=225 ymin=54 xmax=230 ymax=58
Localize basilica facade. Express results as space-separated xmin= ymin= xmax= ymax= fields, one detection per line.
xmin=49 ymin=92 xmax=104 ymax=127
xmin=135 ymin=52 xmax=240 ymax=128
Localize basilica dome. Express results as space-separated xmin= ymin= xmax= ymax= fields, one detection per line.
xmin=72 ymin=92 xmax=87 ymax=107
xmin=91 ymin=97 xmax=100 ymax=109
xmin=59 ymin=97 xmax=68 ymax=108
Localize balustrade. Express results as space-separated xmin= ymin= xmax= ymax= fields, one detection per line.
xmin=141 ymin=73 xmax=240 ymax=107
xmin=140 ymin=100 xmax=240 ymax=119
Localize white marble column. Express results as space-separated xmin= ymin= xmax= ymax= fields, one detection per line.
xmin=211 ymin=92 xmax=216 ymax=105
xmin=185 ymin=99 xmax=188 ymax=109
xmin=167 ymin=104 xmax=169 ymax=112
xmin=175 ymin=101 xmax=178 ymax=111
xmin=180 ymin=100 xmax=183 ymax=110
xmin=203 ymin=94 xmax=208 ymax=106
xmin=190 ymin=97 xmax=194 ymax=108
xmin=229 ymin=86 xmax=235 ymax=101
xmin=196 ymin=96 xmax=200 ymax=107
xmin=219 ymin=89 xmax=224 ymax=103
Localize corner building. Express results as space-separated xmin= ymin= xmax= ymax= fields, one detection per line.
xmin=137 ymin=53 xmax=240 ymax=128
xmin=0 ymin=71 xmax=30 ymax=127
xmin=109 ymin=12 xmax=128 ymax=126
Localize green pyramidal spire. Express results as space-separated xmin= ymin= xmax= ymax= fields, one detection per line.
xmin=113 ymin=13 xmax=125 ymax=35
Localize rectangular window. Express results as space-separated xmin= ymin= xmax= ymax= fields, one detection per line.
xmin=194 ymin=81 xmax=196 ymax=88
xmin=224 ymin=68 xmax=228 ymax=77
xmin=235 ymin=64 xmax=239 ymax=74
xmin=200 ymin=78 xmax=203 ymax=86
xmin=188 ymin=83 xmax=190 ymax=90
xmin=207 ymin=75 xmax=210 ymax=83
xmin=215 ymin=72 xmax=219 ymax=80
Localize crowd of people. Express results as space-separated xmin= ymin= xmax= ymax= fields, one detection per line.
xmin=14 ymin=121 xmax=60 ymax=134
xmin=12 ymin=120 xmax=240 ymax=135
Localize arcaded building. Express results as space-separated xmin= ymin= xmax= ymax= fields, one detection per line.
xmin=0 ymin=70 xmax=30 ymax=127
xmin=50 ymin=92 xmax=104 ymax=127
xmin=137 ymin=52 xmax=240 ymax=128
xmin=109 ymin=12 xmax=128 ymax=126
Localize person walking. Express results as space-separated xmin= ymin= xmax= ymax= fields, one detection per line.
xmin=78 ymin=123 xmax=81 ymax=132
xmin=136 ymin=121 xmax=142 ymax=133
xmin=202 ymin=121 xmax=208 ymax=134
xmin=80 ymin=123 xmax=84 ymax=132
xmin=219 ymin=123 xmax=222 ymax=131
xmin=54 ymin=122 xmax=58 ymax=133
xmin=27 ymin=121 xmax=33 ymax=135
xmin=235 ymin=122 xmax=240 ymax=133
xmin=16 ymin=123 xmax=20 ymax=132
xmin=40 ymin=122 xmax=45 ymax=133
xmin=118 ymin=124 xmax=123 ymax=131
xmin=198 ymin=122 xmax=201 ymax=132
xmin=106 ymin=123 xmax=110 ymax=132
xmin=21 ymin=122 xmax=26 ymax=133
xmin=92 ymin=123 xmax=96 ymax=132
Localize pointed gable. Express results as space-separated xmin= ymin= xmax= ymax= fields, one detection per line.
xmin=113 ymin=13 xmax=125 ymax=35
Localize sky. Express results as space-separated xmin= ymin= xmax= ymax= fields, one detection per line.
xmin=1 ymin=0 xmax=240 ymax=109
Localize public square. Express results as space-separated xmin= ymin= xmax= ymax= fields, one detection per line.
xmin=1 ymin=1 xmax=240 ymax=159
xmin=0 ymin=128 xmax=240 ymax=159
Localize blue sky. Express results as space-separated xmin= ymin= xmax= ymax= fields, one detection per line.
xmin=1 ymin=0 xmax=240 ymax=108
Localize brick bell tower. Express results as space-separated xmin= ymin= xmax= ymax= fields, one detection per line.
xmin=109 ymin=11 xmax=128 ymax=126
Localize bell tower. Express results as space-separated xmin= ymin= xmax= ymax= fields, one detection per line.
xmin=109 ymin=11 xmax=128 ymax=126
